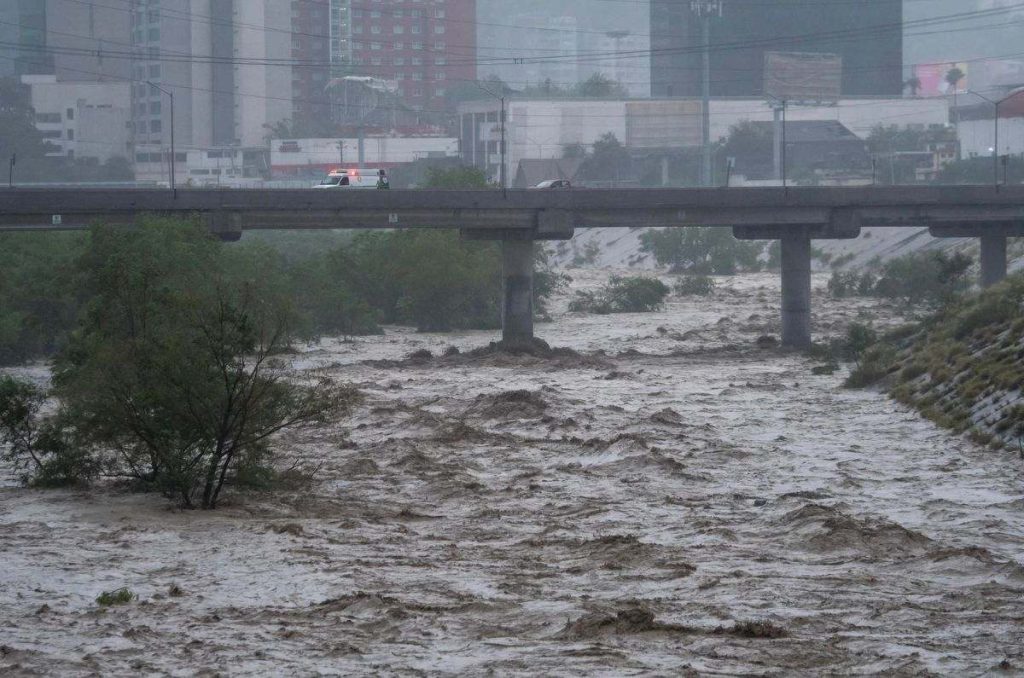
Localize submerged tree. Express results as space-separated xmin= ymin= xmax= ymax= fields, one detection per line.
xmin=54 ymin=220 xmax=354 ymax=508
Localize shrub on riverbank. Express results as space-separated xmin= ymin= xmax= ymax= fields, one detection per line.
xmin=674 ymin=275 xmax=715 ymax=297
xmin=640 ymin=227 xmax=763 ymax=275
xmin=844 ymin=274 xmax=1024 ymax=448
xmin=569 ymin=276 xmax=670 ymax=314
xmin=827 ymin=251 xmax=972 ymax=305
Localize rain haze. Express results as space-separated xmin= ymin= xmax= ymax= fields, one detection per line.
xmin=1 ymin=0 xmax=1024 ymax=675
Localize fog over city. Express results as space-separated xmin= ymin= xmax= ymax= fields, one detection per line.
xmin=1 ymin=1 xmax=1024 ymax=675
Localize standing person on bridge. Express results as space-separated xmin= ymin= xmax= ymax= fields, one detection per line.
xmin=376 ymin=169 xmax=390 ymax=190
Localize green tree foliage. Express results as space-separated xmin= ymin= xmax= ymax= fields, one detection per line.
xmin=640 ymin=227 xmax=763 ymax=275
xmin=674 ymin=275 xmax=716 ymax=296
xmin=423 ymin=165 xmax=490 ymax=188
xmin=572 ymin=73 xmax=628 ymax=98
xmin=715 ymin=121 xmax=773 ymax=181
xmin=937 ymin=157 xmax=1024 ymax=185
xmin=874 ymin=251 xmax=973 ymax=305
xmin=579 ymin=132 xmax=632 ymax=183
xmin=0 ymin=232 xmax=86 ymax=365
xmin=828 ymin=270 xmax=878 ymax=298
xmin=568 ymin=276 xmax=669 ymax=314
xmin=52 ymin=219 xmax=354 ymax=509
xmin=0 ymin=376 xmax=94 ymax=487
xmin=330 ymin=230 xmax=502 ymax=331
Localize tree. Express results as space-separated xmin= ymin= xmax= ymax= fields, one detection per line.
xmin=945 ymin=67 xmax=965 ymax=92
xmin=54 ymin=220 xmax=353 ymax=509
xmin=423 ymin=165 xmax=490 ymax=189
xmin=937 ymin=156 xmax=1024 ymax=185
xmin=640 ymin=227 xmax=763 ymax=275
xmin=0 ymin=77 xmax=58 ymax=177
xmin=715 ymin=120 xmax=774 ymax=180
xmin=903 ymin=77 xmax=922 ymax=97
xmin=579 ymin=132 xmax=632 ymax=182
xmin=573 ymin=73 xmax=627 ymax=98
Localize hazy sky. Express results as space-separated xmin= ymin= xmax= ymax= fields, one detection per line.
xmin=905 ymin=0 xmax=1024 ymax=66
xmin=478 ymin=0 xmax=1024 ymax=86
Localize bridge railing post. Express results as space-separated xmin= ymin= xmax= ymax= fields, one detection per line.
xmin=780 ymin=235 xmax=812 ymax=349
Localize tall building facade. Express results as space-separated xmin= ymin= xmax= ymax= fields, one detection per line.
xmin=46 ymin=0 xmax=132 ymax=82
xmin=0 ymin=0 xmax=52 ymax=78
xmin=329 ymin=0 xmax=477 ymax=112
xmin=650 ymin=0 xmax=903 ymax=97
xmin=129 ymin=0 xmax=292 ymax=152
xmin=291 ymin=0 xmax=332 ymax=125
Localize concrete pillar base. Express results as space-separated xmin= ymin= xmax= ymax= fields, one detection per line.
xmin=780 ymin=235 xmax=812 ymax=349
xmin=502 ymin=240 xmax=534 ymax=346
xmin=980 ymin=234 xmax=1008 ymax=288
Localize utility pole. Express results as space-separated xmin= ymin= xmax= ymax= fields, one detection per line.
xmin=500 ymin=95 xmax=506 ymax=192
xmin=147 ymin=81 xmax=176 ymax=198
xmin=692 ymin=1 xmax=722 ymax=187
xmin=766 ymin=93 xmax=787 ymax=187
xmin=8 ymin=154 xmax=14 ymax=188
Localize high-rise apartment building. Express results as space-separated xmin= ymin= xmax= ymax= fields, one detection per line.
xmin=129 ymin=0 xmax=292 ymax=151
xmin=290 ymin=0 xmax=332 ymax=125
xmin=650 ymin=0 xmax=903 ymax=98
xmin=46 ymin=0 xmax=132 ymax=82
xmin=328 ymin=0 xmax=477 ymax=112
xmin=0 ymin=0 xmax=52 ymax=78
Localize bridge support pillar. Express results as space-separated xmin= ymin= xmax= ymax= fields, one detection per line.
xmin=781 ymin=235 xmax=812 ymax=349
xmin=501 ymin=239 xmax=534 ymax=347
xmin=980 ymin=234 xmax=1007 ymax=288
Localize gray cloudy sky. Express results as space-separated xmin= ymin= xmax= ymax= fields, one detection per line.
xmin=475 ymin=1 xmax=1024 ymax=93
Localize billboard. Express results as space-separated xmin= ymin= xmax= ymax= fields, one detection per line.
xmin=764 ymin=51 xmax=842 ymax=104
xmin=913 ymin=63 xmax=969 ymax=97
xmin=625 ymin=100 xmax=703 ymax=149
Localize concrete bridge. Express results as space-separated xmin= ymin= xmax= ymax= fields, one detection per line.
xmin=2 ymin=186 xmax=1023 ymax=349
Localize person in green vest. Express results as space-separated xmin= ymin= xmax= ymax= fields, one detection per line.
xmin=376 ymin=169 xmax=390 ymax=189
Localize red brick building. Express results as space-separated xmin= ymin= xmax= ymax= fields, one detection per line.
xmin=334 ymin=0 xmax=477 ymax=113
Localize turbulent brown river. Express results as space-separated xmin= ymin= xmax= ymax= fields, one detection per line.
xmin=2 ymin=270 xmax=1022 ymax=676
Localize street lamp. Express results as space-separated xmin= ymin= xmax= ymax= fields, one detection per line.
xmin=146 ymin=80 xmax=176 ymax=197
xmin=967 ymin=87 xmax=1024 ymax=189
xmin=765 ymin=93 xmax=788 ymax=188
xmin=475 ymin=80 xmax=506 ymax=193
xmin=691 ymin=0 xmax=723 ymax=187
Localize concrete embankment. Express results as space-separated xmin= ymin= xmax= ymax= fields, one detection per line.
xmin=855 ymin=274 xmax=1024 ymax=450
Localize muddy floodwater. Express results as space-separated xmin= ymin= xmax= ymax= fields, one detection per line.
xmin=2 ymin=271 xmax=1023 ymax=676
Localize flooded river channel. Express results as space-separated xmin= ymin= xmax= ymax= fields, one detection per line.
xmin=2 ymin=271 xmax=1022 ymax=676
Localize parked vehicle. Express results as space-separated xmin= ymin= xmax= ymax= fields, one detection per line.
xmin=314 ymin=168 xmax=388 ymax=189
xmin=533 ymin=179 xmax=572 ymax=189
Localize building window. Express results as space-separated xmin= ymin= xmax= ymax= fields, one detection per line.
xmin=66 ymin=108 xmax=74 ymax=120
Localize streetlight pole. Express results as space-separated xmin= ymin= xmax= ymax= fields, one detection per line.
xmin=146 ymin=81 xmax=176 ymax=198
xmin=691 ymin=0 xmax=722 ymax=187
xmin=968 ymin=88 xmax=1024 ymax=190
xmin=765 ymin=93 xmax=787 ymax=188
xmin=475 ymin=81 xmax=507 ymax=193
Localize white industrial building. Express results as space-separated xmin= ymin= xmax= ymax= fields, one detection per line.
xmin=269 ymin=137 xmax=460 ymax=178
xmin=22 ymin=75 xmax=132 ymax=163
xmin=458 ymin=96 xmax=952 ymax=185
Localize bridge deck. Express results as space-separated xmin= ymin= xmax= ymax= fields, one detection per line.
xmin=1 ymin=186 xmax=1023 ymax=233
